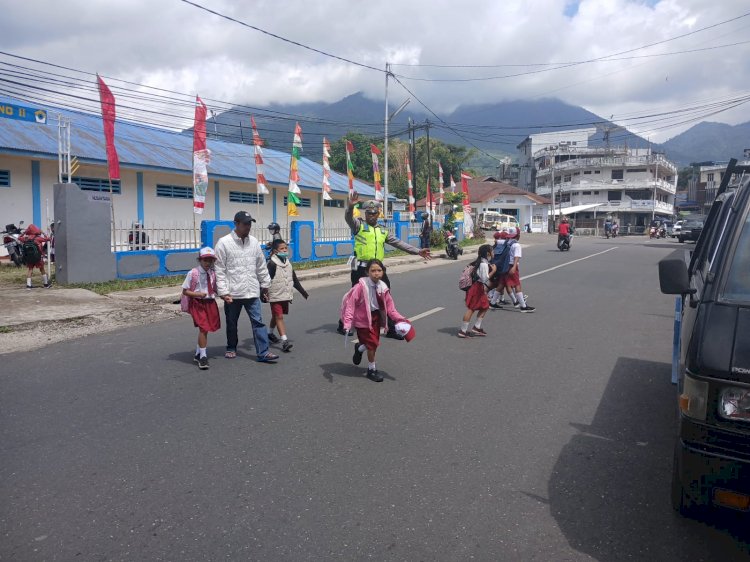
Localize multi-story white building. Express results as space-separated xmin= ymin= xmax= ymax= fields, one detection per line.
xmin=518 ymin=128 xmax=678 ymax=229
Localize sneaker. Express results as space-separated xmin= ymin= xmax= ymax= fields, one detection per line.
xmin=457 ymin=330 xmax=473 ymax=338
xmin=352 ymin=346 xmax=363 ymax=365
xmin=385 ymin=331 xmax=405 ymax=340
xmin=520 ymin=305 xmax=536 ymax=313
xmin=281 ymin=340 xmax=293 ymax=352
xmin=43 ymin=283 xmax=52 ymax=289
xmin=489 ymin=303 xmax=503 ymax=309
xmin=26 ymin=285 xmax=33 ymax=290
xmin=198 ymin=356 xmax=209 ymax=370
xmin=268 ymin=333 xmax=280 ymax=344
xmin=257 ymin=352 xmax=279 ymax=363
xmin=497 ymin=298 xmax=508 ymax=305
xmin=471 ymin=327 xmax=487 ymax=336
xmin=336 ymin=326 xmax=353 ymax=336
xmin=366 ymin=368 xmax=383 ymax=383
xmin=194 ymin=353 xmax=200 ymax=363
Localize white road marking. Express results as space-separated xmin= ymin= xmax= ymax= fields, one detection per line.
xmin=350 ymin=306 xmax=445 ymax=344
xmin=521 ymin=247 xmax=619 ymax=281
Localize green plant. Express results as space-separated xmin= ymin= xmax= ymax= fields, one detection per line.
xmin=0 ymin=326 xmax=12 ymax=334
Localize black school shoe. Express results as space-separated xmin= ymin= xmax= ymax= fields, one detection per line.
xmin=194 ymin=353 xmax=200 ymax=363
xmin=384 ymin=331 xmax=404 ymax=340
xmin=268 ymin=333 xmax=280 ymax=343
xmin=282 ymin=340 xmax=293 ymax=352
xmin=366 ymin=368 xmax=383 ymax=383
xmin=198 ymin=356 xmax=209 ymax=370
xmin=352 ymin=346 xmax=363 ymax=365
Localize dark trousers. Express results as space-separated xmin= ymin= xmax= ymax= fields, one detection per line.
xmin=224 ymin=298 xmax=269 ymax=357
xmin=339 ymin=265 xmax=396 ymax=333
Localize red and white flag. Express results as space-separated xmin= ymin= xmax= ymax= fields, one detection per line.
xmin=322 ymin=138 xmax=332 ymax=201
xmin=426 ymin=179 xmax=434 ymax=217
xmin=460 ymin=172 xmax=474 ymax=238
xmin=406 ymin=157 xmax=415 ymax=220
xmin=437 ymin=162 xmax=445 ymax=206
xmin=192 ymin=96 xmax=211 ymax=214
xmin=251 ymin=117 xmax=269 ymax=195
xmin=96 ymin=75 xmax=120 ymax=181
xmin=370 ymin=144 xmax=383 ymax=201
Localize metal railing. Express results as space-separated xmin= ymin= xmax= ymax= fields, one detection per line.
xmin=112 ymin=221 xmax=200 ymax=252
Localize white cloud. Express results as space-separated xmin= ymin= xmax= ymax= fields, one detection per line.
xmin=1 ymin=0 xmax=749 ymax=141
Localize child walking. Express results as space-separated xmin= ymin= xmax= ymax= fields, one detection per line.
xmin=340 ymin=258 xmax=413 ymax=383
xmin=19 ymin=224 xmax=51 ymax=289
xmin=266 ymin=239 xmax=309 ymax=352
xmin=504 ymin=227 xmax=535 ymax=313
xmin=182 ymin=247 xmax=221 ymax=370
xmin=459 ymin=244 xmax=496 ymax=338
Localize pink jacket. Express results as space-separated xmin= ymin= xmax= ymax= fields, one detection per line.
xmin=340 ymin=278 xmax=407 ymax=331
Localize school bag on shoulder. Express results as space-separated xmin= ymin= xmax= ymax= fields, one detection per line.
xmin=491 ymin=240 xmax=516 ymax=278
xmin=458 ymin=263 xmax=478 ymax=291
xmin=22 ymin=239 xmax=42 ymax=265
xmin=180 ymin=268 xmax=200 ymax=312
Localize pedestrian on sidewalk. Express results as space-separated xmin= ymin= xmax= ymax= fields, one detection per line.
xmin=336 ymin=191 xmax=430 ymax=338
xmin=265 ymin=222 xmax=282 ymax=251
xmin=458 ymin=244 xmax=495 ymax=338
xmin=504 ymin=227 xmax=535 ymax=313
xmin=182 ymin=247 xmax=221 ymax=370
xmin=340 ymin=258 xmax=413 ymax=383
xmin=420 ymin=213 xmax=433 ymax=250
xmin=19 ymin=224 xmax=51 ymax=289
xmin=266 ymin=239 xmax=309 ymax=352
xmin=214 ymin=211 xmax=279 ymax=363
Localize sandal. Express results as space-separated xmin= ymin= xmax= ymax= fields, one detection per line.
xmin=224 ymin=350 xmax=237 ymax=359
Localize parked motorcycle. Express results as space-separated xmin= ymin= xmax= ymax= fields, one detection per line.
xmin=2 ymin=221 xmax=25 ymax=266
xmin=444 ymin=228 xmax=463 ymax=260
xmin=558 ymin=233 xmax=572 ymax=251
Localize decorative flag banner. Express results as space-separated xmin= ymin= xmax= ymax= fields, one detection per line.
xmin=437 ymin=162 xmax=445 ymax=206
xmin=460 ymin=172 xmax=474 ymax=238
xmin=345 ymin=140 xmax=355 ymax=196
xmin=287 ymin=122 xmax=303 ymax=216
xmin=406 ymin=157 xmax=415 ymax=220
xmin=251 ymin=117 xmax=269 ymax=196
xmin=426 ymin=179 xmax=434 ymax=217
xmin=322 ymin=138 xmax=332 ymax=201
xmin=370 ymin=144 xmax=384 ymax=201
xmin=450 ymin=174 xmax=457 ymax=193
xmin=96 ymin=75 xmax=120 ymax=181
xmin=191 ymin=96 xmax=211 ymax=214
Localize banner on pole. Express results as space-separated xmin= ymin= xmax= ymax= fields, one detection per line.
xmin=460 ymin=172 xmax=474 ymax=237
xmin=251 ymin=116 xmax=270 ymax=195
xmin=288 ymin=123 xmax=303 ymax=216
xmin=192 ymin=96 xmax=211 ymax=214
xmin=96 ymin=75 xmax=120 ymax=181
xmin=322 ymin=138 xmax=332 ymax=201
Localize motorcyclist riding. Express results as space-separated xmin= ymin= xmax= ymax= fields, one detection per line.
xmin=558 ymin=218 xmax=571 ymax=249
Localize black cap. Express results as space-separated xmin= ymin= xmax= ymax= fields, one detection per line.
xmin=234 ymin=211 xmax=256 ymax=224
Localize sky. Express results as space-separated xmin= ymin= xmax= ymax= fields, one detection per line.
xmin=2 ymin=0 xmax=749 ymax=143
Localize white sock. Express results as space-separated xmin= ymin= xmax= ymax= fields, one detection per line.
xmin=42 ymin=274 xmax=48 ymax=285
xmin=368 ymin=361 xmax=376 ymax=370
xmin=280 ymin=334 xmax=288 ymax=341
xmin=358 ymin=344 xmax=366 ymax=353
xmin=474 ymin=318 xmax=483 ymax=329
xmin=516 ymin=292 xmax=527 ymax=307
xmin=461 ymin=321 xmax=470 ymax=332
xmin=199 ymin=347 xmax=207 ymax=358
xmin=26 ymin=277 xmax=32 ymax=287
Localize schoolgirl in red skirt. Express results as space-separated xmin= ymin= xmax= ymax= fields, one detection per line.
xmin=181 ymin=247 xmax=221 ymax=370
xmin=458 ymin=244 xmax=496 ymax=338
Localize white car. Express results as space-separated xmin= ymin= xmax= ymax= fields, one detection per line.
xmin=670 ymin=220 xmax=683 ymax=238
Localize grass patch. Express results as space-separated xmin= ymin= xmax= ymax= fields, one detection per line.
xmin=66 ymin=275 xmax=184 ymax=295
xmin=0 ymin=325 xmax=13 ymax=333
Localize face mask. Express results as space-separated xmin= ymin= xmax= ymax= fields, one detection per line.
xmin=277 ymin=252 xmax=288 ymax=259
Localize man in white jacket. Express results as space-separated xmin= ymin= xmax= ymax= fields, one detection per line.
xmin=214 ymin=211 xmax=279 ymax=363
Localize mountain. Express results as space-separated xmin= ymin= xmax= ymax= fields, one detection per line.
xmin=658 ymin=121 xmax=750 ymax=166
xmin=206 ymin=92 xmax=743 ymax=170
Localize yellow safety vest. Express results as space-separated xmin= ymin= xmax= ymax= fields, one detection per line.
xmin=354 ymin=223 xmax=387 ymax=261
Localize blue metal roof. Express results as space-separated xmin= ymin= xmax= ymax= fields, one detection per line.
xmin=0 ymin=96 xmax=376 ymax=197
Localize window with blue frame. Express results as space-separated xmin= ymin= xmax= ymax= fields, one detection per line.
xmin=0 ymin=170 xmax=10 ymax=187
xmin=283 ymin=196 xmax=311 ymax=207
xmin=156 ymin=184 xmax=193 ymax=199
xmin=229 ymin=191 xmax=264 ymax=204
xmin=72 ymin=176 xmax=121 ymax=194
xmin=323 ymin=198 xmax=344 ymax=208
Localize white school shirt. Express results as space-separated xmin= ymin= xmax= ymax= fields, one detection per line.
xmin=477 ymin=259 xmax=491 ymax=285
xmin=182 ymin=268 xmax=216 ymax=299
xmin=510 ymin=243 xmax=522 ymax=262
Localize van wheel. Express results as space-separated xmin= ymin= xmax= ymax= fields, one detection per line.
xmin=671 ymin=448 xmax=701 ymax=519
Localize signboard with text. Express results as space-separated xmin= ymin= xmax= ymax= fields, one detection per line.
xmin=0 ymin=103 xmax=47 ymax=124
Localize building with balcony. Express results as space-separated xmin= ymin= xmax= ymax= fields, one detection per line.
xmin=518 ymin=128 xmax=678 ymax=229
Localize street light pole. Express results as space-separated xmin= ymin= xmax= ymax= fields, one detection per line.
xmin=384 ymin=62 xmax=390 ymax=217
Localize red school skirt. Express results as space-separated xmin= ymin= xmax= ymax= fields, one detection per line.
xmin=356 ymin=313 xmax=382 ymax=351
xmin=189 ymin=298 xmax=221 ymax=332
xmin=465 ymin=281 xmax=489 ymax=311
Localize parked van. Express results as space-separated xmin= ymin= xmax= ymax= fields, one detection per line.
xmin=659 ymin=159 xmax=750 ymax=519
xmin=478 ymin=211 xmax=519 ymax=231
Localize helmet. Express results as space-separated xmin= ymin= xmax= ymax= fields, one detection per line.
xmin=361 ymin=200 xmax=380 ymax=213
xmin=267 ymin=222 xmax=280 ymax=232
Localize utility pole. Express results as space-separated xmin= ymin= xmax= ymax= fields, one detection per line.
xmin=550 ymin=146 xmax=557 ymax=233
xmin=384 ymin=62 xmax=390 ymax=217
xmin=652 ymin=153 xmax=659 ymax=222
xmin=425 ymin=119 xmax=432 ymax=216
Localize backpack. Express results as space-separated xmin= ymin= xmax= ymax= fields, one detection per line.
xmin=22 ymin=239 xmax=42 ymax=265
xmin=458 ymin=264 xmax=478 ymax=291
xmin=491 ymin=240 xmax=516 ymax=278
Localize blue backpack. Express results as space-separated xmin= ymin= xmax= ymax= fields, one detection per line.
xmin=491 ymin=240 xmax=515 ymax=278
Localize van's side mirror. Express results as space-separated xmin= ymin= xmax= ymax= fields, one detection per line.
xmin=659 ymin=258 xmax=696 ymax=295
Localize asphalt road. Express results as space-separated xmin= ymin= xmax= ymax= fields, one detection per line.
xmin=2 ymin=235 xmax=749 ymax=561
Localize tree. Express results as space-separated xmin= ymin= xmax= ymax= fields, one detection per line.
xmin=328 ymin=132 xmax=381 ymax=185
